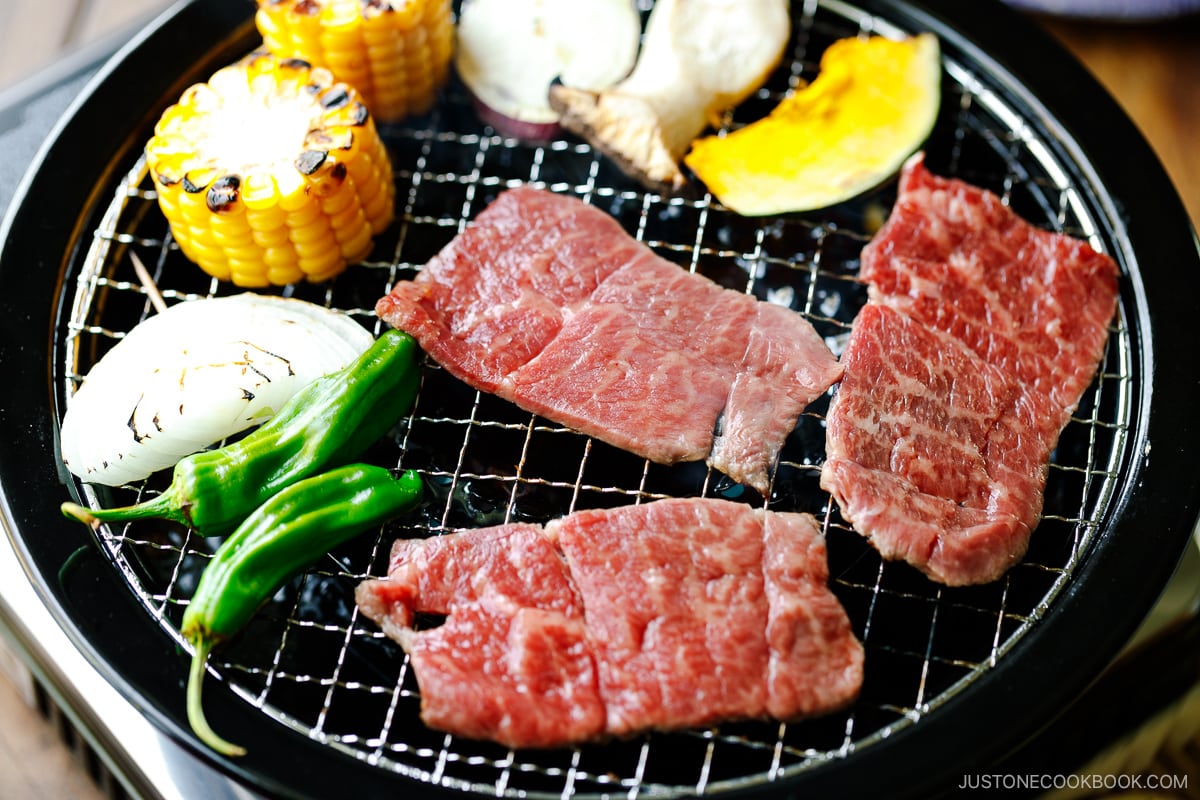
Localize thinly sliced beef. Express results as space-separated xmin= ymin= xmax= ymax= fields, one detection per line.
xmin=506 ymin=255 xmax=750 ymax=464
xmin=821 ymin=154 xmax=1119 ymax=585
xmin=710 ymin=302 xmax=846 ymax=492
xmin=355 ymin=526 xmax=604 ymax=747
xmin=355 ymin=498 xmax=863 ymax=748
xmin=376 ymin=187 xmax=842 ymax=493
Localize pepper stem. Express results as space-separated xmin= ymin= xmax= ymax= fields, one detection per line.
xmin=60 ymin=490 xmax=182 ymax=529
xmin=186 ymin=639 xmax=247 ymax=757
xmin=59 ymin=502 xmax=102 ymax=529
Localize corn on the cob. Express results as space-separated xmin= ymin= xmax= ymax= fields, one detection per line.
xmin=255 ymin=0 xmax=454 ymax=125
xmin=145 ymin=52 xmax=395 ymax=287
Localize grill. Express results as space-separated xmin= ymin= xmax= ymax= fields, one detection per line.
xmin=3 ymin=0 xmax=1197 ymax=798
xmin=61 ymin=0 xmax=1131 ymax=792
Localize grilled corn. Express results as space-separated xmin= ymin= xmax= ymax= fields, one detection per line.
xmin=145 ymin=52 xmax=395 ymax=286
xmin=255 ymin=0 xmax=454 ymax=124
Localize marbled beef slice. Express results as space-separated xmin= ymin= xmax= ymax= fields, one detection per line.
xmin=821 ymin=154 xmax=1119 ymax=585
xmin=355 ymin=498 xmax=863 ymax=748
xmin=376 ymin=187 xmax=842 ymax=493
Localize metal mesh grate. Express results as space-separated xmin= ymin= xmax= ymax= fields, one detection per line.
xmin=59 ymin=1 xmax=1133 ymax=796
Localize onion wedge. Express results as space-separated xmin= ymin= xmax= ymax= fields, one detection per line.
xmin=60 ymin=294 xmax=373 ymax=487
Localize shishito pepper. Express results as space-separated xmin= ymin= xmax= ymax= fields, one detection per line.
xmin=182 ymin=462 xmax=423 ymax=756
xmin=61 ymin=328 xmax=420 ymax=536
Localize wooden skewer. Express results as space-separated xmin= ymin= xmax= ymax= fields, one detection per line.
xmin=129 ymin=251 xmax=169 ymax=314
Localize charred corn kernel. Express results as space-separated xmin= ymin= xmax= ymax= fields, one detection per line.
xmin=328 ymin=204 xmax=364 ymax=234
xmin=255 ymin=0 xmax=453 ymax=124
xmin=145 ymin=52 xmax=395 ymax=287
xmin=240 ymin=172 xmax=282 ymax=210
xmin=339 ymin=220 xmax=374 ymax=260
xmin=263 ymin=245 xmax=299 ymax=270
xmin=251 ymin=224 xmax=292 ymax=249
xmin=322 ymin=184 xmax=355 ymax=216
xmin=301 ymin=243 xmax=343 ymax=269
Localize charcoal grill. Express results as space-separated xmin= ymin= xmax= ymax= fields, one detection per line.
xmin=1 ymin=0 xmax=1199 ymax=797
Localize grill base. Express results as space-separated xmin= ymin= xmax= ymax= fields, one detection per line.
xmin=0 ymin=522 xmax=266 ymax=800
xmin=2 ymin=531 xmax=1196 ymax=800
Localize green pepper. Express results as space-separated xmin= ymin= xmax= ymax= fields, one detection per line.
xmin=61 ymin=328 xmax=420 ymax=536
xmin=182 ymin=462 xmax=423 ymax=756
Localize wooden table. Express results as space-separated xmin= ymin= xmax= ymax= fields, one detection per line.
xmin=1038 ymin=12 xmax=1200 ymax=228
xmin=0 ymin=3 xmax=1196 ymax=798
xmin=0 ymin=0 xmax=173 ymax=91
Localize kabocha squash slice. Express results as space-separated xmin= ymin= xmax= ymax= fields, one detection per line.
xmin=685 ymin=34 xmax=942 ymax=216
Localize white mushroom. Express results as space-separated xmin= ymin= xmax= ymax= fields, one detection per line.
xmin=455 ymin=0 xmax=642 ymax=141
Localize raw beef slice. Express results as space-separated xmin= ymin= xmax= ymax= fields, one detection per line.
xmin=376 ymin=187 xmax=842 ymax=493
xmin=821 ymin=153 xmax=1120 ymax=586
xmin=355 ymin=498 xmax=864 ymax=748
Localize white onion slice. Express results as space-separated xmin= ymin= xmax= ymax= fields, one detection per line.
xmin=60 ymin=294 xmax=374 ymax=486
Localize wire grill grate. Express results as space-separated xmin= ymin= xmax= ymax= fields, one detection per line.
xmin=58 ymin=1 xmax=1134 ymax=796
